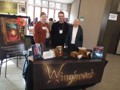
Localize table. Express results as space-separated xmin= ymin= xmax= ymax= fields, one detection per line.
xmin=24 ymin=57 xmax=107 ymax=90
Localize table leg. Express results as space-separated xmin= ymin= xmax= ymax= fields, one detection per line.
xmin=0 ymin=63 xmax=1 ymax=76
xmin=17 ymin=56 xmax=19 ymax=67
xmin=5 ymin=58 xmax=7 ymax=77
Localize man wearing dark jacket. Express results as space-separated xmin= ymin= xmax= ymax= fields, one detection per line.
xmin=65 ymin=19 xmax=83 ymax=51
xmin=51 ymin=11 xmax=69 ymax=48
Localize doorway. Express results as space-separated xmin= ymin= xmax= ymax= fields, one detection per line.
xmin=108 ymin=13 xmax=120 ymax=54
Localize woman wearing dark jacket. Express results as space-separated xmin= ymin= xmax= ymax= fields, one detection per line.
xmin=65 ymin=19 xmax=83 ymax=51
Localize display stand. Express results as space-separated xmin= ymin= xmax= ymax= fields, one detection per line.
xmin=4 ymin=55 xmax=26 ymax=77
xmin=16 ymin=56 xmax=19 ymax=68
xmin=0 ymin=60 xmax=3 ymax=76
xmin=0 ymin=56 xmax=26 ymax=77
xmin=25 ymin=57 xmax=107 ymax=90
xmin=5 ymin=57 xmax=8 ymax=77
xmin=0 ymin=14 xmax=29 ymax=77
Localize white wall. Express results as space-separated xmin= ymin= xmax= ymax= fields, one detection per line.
xmin=79 ymin=0 xmax=107 ymax=49
xmin=117 ymin=40 xmax=120 ymax=54
xmin=0 ymin=0 xmax=26 ymax=15
xmin=117 ymin=3 xmax=120 ymax=54
xmin=69 ymin=0 xmax=80 ymax=23
xmin=117 ymin=2 xmax=120 ymax=12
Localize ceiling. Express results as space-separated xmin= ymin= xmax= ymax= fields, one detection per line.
xmin=0 ymin=0 xmax=75 ymax=4
xmin=47 ymin=0 xmax=75 ymax=4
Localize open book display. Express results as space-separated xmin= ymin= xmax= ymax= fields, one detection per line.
xmin=31 ymin=45 xmax=104 ymax=60
xmin=92 ymin=46 xmax=104 ymax=59
xmin=32 ymin=44 xmax=43 ymax=60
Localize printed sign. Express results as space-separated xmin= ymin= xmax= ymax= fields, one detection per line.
xmin=109 ymin=13 xmax=118 ymax=21
xmin=0 ymin=15 xmax=28 ymax=59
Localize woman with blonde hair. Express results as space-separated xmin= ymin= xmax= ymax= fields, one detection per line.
xmin=34 ymin=12 xmax=50 ymax=49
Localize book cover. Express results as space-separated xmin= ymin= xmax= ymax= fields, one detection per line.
xmin=32 ymin=44 xmax=43 ymax=60
xmin=92 ymin=46 xmax=104 ymax=59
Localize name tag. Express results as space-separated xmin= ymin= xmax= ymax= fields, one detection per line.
xmin=43 ymin=50 xmax=55 ymax=59
xmin=42 ymin=27 xmax=46 ymax=30
xmin=59 ymin=30 xmax=63 ymax=34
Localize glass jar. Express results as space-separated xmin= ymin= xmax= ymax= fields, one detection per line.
xmin=56 ymin=46 xmax=63 ymax=57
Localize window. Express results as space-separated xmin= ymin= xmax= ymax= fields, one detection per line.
xmin=63 ymin=10 xmax=68 ymax=18
xmin=61 ymin=4 xmax=68 ymax=11
xmin=28 ymin=5 xmax=34 ymax=21
xmin=27 ymin=0 xmax=69 ymax=23
xmin=35 ymin=7 xmax=41 ymax=21
xmin=42 ymin=8 xmax=48 ymax=15
xmin=48 ymin=9 xmax=54 ymax=19
xmin=42 ymin=0 xmax=48 ymax=7
xmin=55 ymin=10 xmax=60 ymax=21
xmin=28 ymin=0 xmax=34 ymax=4
xmin=56 ymin=3 xmax=61 ymax=9
xmin=35 ymin=0 xmax=41 ymax=5
xmin=49 ymin=2 xmax=55 ymax=8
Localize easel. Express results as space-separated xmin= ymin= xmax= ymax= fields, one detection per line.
xmin=4 ymin=54 xmax=28 ymax=77
xmin=5 ymin=56 xmax=8 ymax=77
xmin=3 ymin=55 xmax=22 ymax=77
xmin=0 ymin=55 xmax=10 ymax=77
xmin=0 ymin=14 xmax=29 ymax=77
xmin=0 ymin=60 xmax=3 ymax=76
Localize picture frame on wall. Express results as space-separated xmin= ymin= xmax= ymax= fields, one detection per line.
xmin=19 ymin=5 xmax=26 ymax=13
xmin=0 ymin=1 xmax=17 ymax=14
xmin=0 ymin=17 xmax=21 ymax=44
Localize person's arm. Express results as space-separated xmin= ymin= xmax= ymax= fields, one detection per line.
xmin=34 ymin=23 xmax=40 ymax=43
xmin=79 ymin=26 xmax=83 ymax=47
xmin=50 ymin=23 xmax=55 ymax=47
xmin=64 ymin=25 xmax=71 ymax=48
xmin=64 ymin=32 xmax=69 ymax=48
xmin=45 ymin=23 xmax=50 ymax=33
xmin=46 ymin=23 xmax=51 ymax=46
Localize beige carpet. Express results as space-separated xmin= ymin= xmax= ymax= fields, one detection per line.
xmin=86 ymin=54 xmax=120 ymax=90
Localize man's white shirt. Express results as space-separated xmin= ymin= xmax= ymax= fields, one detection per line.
xmin=71 ymin=26 xmax=78 ymax=44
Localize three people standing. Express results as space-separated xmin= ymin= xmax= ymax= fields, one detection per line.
xmin=34 ymin=11 xmax=83 ymax=51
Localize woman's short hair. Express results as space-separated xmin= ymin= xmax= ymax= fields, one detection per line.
xmin=40 ymin=12 xmax=46 ymax=17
